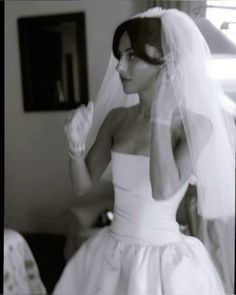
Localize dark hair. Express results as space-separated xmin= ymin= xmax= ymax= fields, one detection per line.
xmin=112 ymin=17 xmax=165 ymax=65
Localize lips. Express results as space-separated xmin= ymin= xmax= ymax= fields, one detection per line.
xmin=120 ymin=76 xmax=131 ymax=83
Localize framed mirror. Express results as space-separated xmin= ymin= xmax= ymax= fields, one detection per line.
xmin=18 ymin=12 xmax=89 ymax=111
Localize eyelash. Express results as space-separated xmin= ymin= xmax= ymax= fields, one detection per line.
xmin=117 ymin=51 xmax=137 ymax=61
xmin=127 ymin=52 xmax=136 ymax=60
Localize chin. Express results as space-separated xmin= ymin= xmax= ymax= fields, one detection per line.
xmin=122 ymin=85 xmax=138 ymax=94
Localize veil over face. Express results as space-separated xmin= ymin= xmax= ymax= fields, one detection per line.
xmin=116 ymin=32 xmax=163 ymax=96
xmin=86 ymin=7 xmax=236 ymax=221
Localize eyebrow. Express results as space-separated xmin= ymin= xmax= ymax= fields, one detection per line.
xmin=125 ymin=47 xmax=133 ymax=52
xmin=117 ymin=47 xmax=134 ymax=56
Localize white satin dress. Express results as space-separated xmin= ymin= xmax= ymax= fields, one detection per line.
xmin=53 ymin=151 xmax=225 ymax=295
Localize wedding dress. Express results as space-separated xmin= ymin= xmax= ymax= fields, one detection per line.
xmin=53 ymin=151 xmax=225 ymax=295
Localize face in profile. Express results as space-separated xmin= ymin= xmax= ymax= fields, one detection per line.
xmin=116 ymin=32 xmax=163 ymax=95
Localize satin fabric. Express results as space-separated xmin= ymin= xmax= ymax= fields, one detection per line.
xmin=184 ymin=194 xmax=235 ymax=294
xmin=53 ymin=151 xmax=225 ymax=295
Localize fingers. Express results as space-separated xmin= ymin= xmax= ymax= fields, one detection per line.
xmin=86 ymin=101 xmax=94 ymax=124
xmin=72 ymin=105 xmax=84 ymax=126
xmin=64 ymin=101 xmax=94 ymax=134
xmin=73 ymin=102 xmax=93 ymax=121
xmin=87 ymin=101 xmax=94 ymax=114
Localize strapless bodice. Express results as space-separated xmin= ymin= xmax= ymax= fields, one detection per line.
xmin=53 ymin=150 xmax=225 ymax=295
xmin=110 ymin=151 xmax=195 ymax=245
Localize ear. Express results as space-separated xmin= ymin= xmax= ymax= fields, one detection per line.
xmin=145 ymin=44 xmax=162 ymax=59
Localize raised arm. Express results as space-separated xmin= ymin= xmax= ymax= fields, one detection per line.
xmin=65 ymin=104 xmax=125 ymax=196
xmin=150 ymin=110 xmax=212 ymax=200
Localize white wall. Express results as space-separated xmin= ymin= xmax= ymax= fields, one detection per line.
xmin=5 ymin=0 xmax=142 ymax=234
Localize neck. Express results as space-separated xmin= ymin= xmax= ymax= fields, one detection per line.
xmin=137 ymin=86 xmax=156 ymax=120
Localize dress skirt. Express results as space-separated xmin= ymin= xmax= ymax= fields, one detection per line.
xmin=53 ymin=226 xmax=225 ymax=295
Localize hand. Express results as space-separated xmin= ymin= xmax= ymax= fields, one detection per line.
xmin=64 ymin=101 xmax=94 ymax=156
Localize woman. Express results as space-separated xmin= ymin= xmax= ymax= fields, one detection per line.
xmin=54 ymin=7 xmax=235 ymax=295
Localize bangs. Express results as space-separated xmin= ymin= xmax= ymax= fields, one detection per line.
xmin=112 ymin=17 xmax=165 ymax=65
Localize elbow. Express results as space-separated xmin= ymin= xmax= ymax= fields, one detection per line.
xmin=72 ymin=183 xmax=91 ymax=197
xmin=151 ymin=176 xmax=173 ymax=200
xmin=152 ymin=187 xmax=172 ymax=201
xmin=152 ymin=176 xmax=189 ymax=201
xmin=150 ymin=163 xmax=181 ymax=201
xmin=151 ymin=174 xmax=181 ymax=201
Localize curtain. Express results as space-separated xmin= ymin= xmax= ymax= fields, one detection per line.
xmin=145 ymin=0 xmax=207 ymax=17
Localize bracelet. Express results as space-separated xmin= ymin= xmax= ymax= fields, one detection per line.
xmin=68 ymin=144 xmax=86 ymax=160
xmin=150 ymin=118 xmax=171 ymax=126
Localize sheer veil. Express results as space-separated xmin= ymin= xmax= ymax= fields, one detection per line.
xmin=86 ymin=8 xmax=235 ymax=221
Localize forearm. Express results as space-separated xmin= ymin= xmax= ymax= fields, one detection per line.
xmin=150 ymin=123 xmax=180 ymax=200
xmin=69 ymin=156 xmax=92 ymax=196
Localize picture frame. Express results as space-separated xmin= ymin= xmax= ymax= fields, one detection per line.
xmin=18 ymin=12 xmax=89 ymax=111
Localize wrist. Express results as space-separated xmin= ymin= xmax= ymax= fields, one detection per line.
xmin=150 ymin=117 xmax=172 ymax=127
xmin=68 ymin=143 xmax=86 ymax=160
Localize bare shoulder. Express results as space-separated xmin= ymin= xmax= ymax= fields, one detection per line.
xmin=105 ymin=107 xmax=129 ymax=132
xmin=108 ymin=107 xmax=128 ymax=121
xmin=86 ymin=107 xmax=129 ymax=174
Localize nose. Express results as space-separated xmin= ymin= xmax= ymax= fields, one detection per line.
xmin=116 ymin=55 xmax=128 ymax=74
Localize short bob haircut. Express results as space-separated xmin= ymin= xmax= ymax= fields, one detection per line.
xmin=112 ymin=17 xmax=165 ymax=65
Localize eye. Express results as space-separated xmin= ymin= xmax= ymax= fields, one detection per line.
xmin=127 ymin=51 xmax=137 ymax=60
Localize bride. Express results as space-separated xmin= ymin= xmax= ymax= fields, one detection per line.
xmin=53 ymin=7 xmax=235 ymax=295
